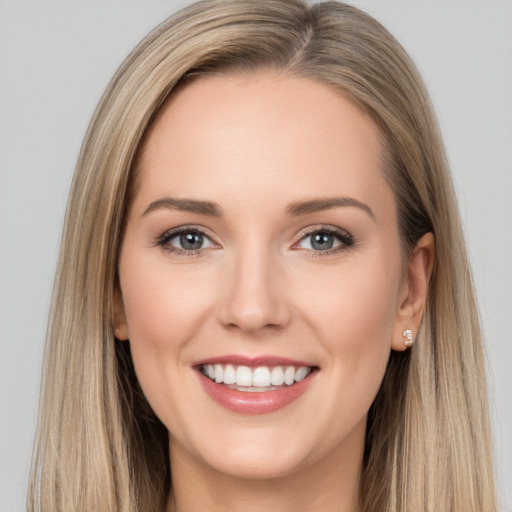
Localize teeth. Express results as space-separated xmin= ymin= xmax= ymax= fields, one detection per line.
xmin=223 ymin=364 xmax=236 ymax=385
xmin=271 ymin=366 xmax=285 ymax=386
xmin=236 ymin=366 xmax=252 ymax=386
xmin=295 ymin=367 xmax=309 ymax=382
xmin=284 ymin=366 xmax=295 ymax=385
xmin=252 ymin=367 xmax=271 ymax=387
xmin=214 ymin=364 xmax=223 ymax=383
xmin=202 ymin=363 xmax=312 ymax=389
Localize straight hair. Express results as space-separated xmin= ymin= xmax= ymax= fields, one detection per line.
xmin=28 ymin=1 xmax=497 ymax=510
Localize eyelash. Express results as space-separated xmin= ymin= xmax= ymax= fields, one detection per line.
xmin=155 ymin=225 xmax=355 ymax=256
xmin=156 ymin=226 xmax=218 ymax=256
xmin=293 ymin=225 xmax=355 ymax=256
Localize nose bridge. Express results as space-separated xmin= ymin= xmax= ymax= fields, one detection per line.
xmin=218 ymin=238 xmax=290 ymax=332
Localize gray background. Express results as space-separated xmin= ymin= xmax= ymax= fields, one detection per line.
xmin=1 ymin=1 xmax=511 ymax=510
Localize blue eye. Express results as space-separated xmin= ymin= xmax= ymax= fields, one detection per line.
xmin=158 ymin=228 xmax=215 ymax=254
xmin=175 ymin=232 xmax=206 ymax=250
xmin=296 ymin=228 xmax=353 ymax=253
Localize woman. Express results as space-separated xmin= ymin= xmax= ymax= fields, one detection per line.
xmin=28 ymin=1 xmax=498 ymax=511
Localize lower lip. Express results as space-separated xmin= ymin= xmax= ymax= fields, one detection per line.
xmin=197 ymin=370 xmax=316 ymax=415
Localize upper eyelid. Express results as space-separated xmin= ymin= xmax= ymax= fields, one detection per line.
xmin=295 ymin=224 xmax=353 ymax=240
xmin=158 ymin=224 xmax=219 ymax=243
xmin=156 ymin=226 xmax=219 ymax=256
xmin=292 ymin=225 xmax=355 ymax=250
xmin=156 ymin=223 xmax=353 ymax=248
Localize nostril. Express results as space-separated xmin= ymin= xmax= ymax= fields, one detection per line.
xmin=215 ymin=258 xmax=292 ymax=331
xmin=218 ymin=300 xmax=291 ymax=333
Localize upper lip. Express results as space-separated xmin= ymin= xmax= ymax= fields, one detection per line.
xmin=193 ymin=354 xmax=316 ymax=368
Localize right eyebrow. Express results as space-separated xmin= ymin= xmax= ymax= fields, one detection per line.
xmin=142 ymin=197 xmax=223 ymax=217
xmin=286 ymin=196 xmax=375 ymax=220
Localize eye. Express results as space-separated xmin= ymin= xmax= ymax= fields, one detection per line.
xmin=294 ymin=227 xmax=354 ymax=253
xmin=157 ymin=228 xmax=216 ymax=254
xmin=172 ymin=231 xmax=210 ymax=251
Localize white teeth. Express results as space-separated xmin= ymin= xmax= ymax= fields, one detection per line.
xmin=228 ymin=384 xmax=279 ymax=392
xmin=223 ymin=364 xmax=236 ymax=385
xmin=295 ymin=366 xmax=310 ymax=382
xmin=271 ymin=366 xmax=285 ymax=386
xmin=202 ymin=363 xmax=313 ymax=389
xmin=214 ymin=364 xmax=223 ymax=383
xmin=284 ymin=366 xmax=295 ymax=385
xmin=236 ymin=366 xmax=253 ymax=386
xmin=252 ymin=367 xmax=271 ymax=387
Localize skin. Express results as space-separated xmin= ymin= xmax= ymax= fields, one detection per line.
xmin=115 ymin=72 xmax=434 ymax=512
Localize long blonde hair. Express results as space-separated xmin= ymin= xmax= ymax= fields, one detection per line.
xmin=28 ymin=1 xmax=497 ymax=510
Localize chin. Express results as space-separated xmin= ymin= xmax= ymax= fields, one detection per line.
xmin=174 ymin=418 xmax=335 ymax=482
xmin=205 ymin=446 xmax=309 ymax=481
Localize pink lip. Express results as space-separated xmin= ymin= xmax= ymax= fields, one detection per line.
xmin=194 ymin=356 xmax=318 ymax=415
xmin=193 ymin=354 xmax=314 ymax=368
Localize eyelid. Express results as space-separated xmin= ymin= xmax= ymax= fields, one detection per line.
xmin=155 ymin=224 xmax=221 ymax=254
xmin=154 ymin=223 xmax=354 ymax=256
xmin=291 ymin=224 xmax=355 ymax=253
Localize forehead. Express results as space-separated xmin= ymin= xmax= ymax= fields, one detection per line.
xmin=133 ymin=72 xmax=394 ymax=223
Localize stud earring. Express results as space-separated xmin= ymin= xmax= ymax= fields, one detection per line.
xmin=403 ymin=329 xmax=413 ymax=348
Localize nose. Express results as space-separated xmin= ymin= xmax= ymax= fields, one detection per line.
xmin=216 ymin=246 xmax=292 ymax=334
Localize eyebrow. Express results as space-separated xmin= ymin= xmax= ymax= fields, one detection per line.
xmin=286 ymin=197 xmax=375 ymax=219
xmin=142 ymin=197 xmax=222 ymax=217
xmin=142 ymin=195 xmax=374 ymax=219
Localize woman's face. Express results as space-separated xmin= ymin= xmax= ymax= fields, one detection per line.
xmin=116 ymin=72 xmax=411 ymax=479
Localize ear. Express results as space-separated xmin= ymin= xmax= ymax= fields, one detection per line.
xmin=392 ymin=232 xmax=435 ymax=351
xmin=113 ymin=287 xmax=129 ymax=340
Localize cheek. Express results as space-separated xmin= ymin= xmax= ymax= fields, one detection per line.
xmin=293 ymin=251 xmax=401 ymax=397
xmin=118 ymin=253 xmax=221 ymax=434
xmin=120 ymin=255 xmax=216 ymax=353
xmin=299 ymin=256 xmax=400 ymax=338
xmin=118 ymin=251 xmax=218 ymax=396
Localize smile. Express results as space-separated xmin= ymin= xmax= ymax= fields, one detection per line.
xmin=201 ymin=364 xmax=312 ymax=391
xmin=195 ymin=356 xmax=318 ymax=414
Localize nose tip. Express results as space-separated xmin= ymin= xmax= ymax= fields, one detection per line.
xmin=220 ymin=298 xmax=288 ymax=333
xmin=216 ymin=257 xmax=291 ymax=334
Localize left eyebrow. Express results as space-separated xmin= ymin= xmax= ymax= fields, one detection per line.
xmin=286 ymin=197 xmax=375 ymax=219
xmin=142 ymin=197 xmax=223 ymax=217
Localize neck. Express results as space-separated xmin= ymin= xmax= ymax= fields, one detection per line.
xmin=165 ymin=422 xmax=364 ymax=512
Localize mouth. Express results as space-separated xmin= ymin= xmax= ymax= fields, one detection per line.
xmin=194 ymin=357 xmax=318 ymax=414
xmin=199 ymin=363 xmax=313 ymax=392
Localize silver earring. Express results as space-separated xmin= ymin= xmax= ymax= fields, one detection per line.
xmin=403 ymin=329 xmax=413 ymax=348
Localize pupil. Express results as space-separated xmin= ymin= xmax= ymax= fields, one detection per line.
xmin=180 ymin=232 xmax=203 ymax=250
xmin=311 ymin=232 xmax=334 ymax=250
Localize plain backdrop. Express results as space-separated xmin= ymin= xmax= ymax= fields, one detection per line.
xmin=1 ymin=1 xmax=511 ymax=510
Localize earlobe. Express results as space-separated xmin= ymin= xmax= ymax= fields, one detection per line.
xmin=392 ymin=232 xmax=435 ymax=351
xmin=113 ymin=287 xmax=129 ymax=340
